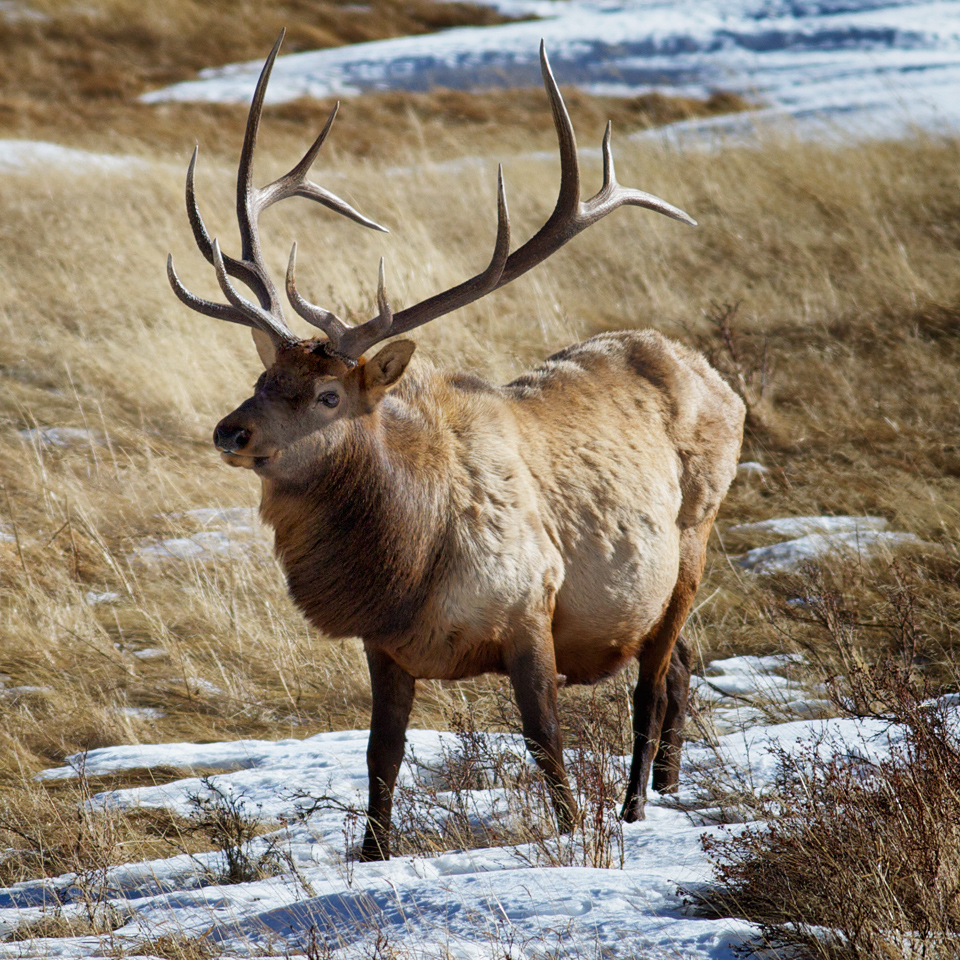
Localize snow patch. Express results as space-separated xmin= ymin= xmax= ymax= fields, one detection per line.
xmin=120 ymin=707 xmax=165 ymax=721
xmin=20 ymin=654 xmax=952 ymax=959
xmin=85 ymin=590 xmax=122 ymax=606
xmin=0 ymin=2 xmax=46 ymax=22
xmin=127 ymin=530 xmax=250 ymax=563
xmin=142 ymin=2 xmax=960 ymax=140
xmin=738 ymin=529 xmax=925 ymax=575
xmin=692 ymin=654 xmax=830 ymax=732
xmin=23 ymin=687 xmax=946 ymax=959
xmin=729 ymin=514 xmax=888 ymax=540
xmin=727 ymin=514 xmax=928 ymax=575
xmin=735 ymin=460 xmax=769 ymax=478
xmin=1 ymin=685 xmax=54 ymax=701
xmin=132 ymin=647 xmax=168 ymax=660
xmin=174 ymin=506 xmax=260 ymax=531
xmin=19 ymin=426 xmax=104 ymax=448
xmin=0 ymin=140 xmax=142 ymax=174
xmin=127 ymin=506 xmax=268 ymax=565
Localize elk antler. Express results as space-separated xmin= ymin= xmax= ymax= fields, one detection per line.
xmin=167 ymin=29 xmax=387 ymax=354
xmin=285 ymin=40 xmax=696 ymax=361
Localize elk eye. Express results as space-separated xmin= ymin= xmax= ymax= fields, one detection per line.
xmin=318 ymin=391 xmax=340 ymax=408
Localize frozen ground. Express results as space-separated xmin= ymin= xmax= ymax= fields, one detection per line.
xmin=4 ymin=654 xmax=950 ymax=959
xmin=144 ymin=1 xmax=960 ymax=142
xmin=727 ymin=513 xmax=928 ymax=575
xmin=0 ymin=141 xmax=142 ymax=173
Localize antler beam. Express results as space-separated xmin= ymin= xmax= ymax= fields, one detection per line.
xmin=285 ymin=41 xmax=695 ymax=361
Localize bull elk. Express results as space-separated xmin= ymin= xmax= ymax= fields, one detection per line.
xmin=167 ymin=32 xmax=744 ymax=860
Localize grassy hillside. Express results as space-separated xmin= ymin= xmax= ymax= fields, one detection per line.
xmin=0 ymin=6 xmax=958 ymax=936
xmin=0 ymin=0 xmax=747 ymax=158
xmin=3 ymin=121 xmax=959 ymax=767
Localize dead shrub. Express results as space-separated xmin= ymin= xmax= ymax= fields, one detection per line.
xmin=4 ymin=903 xmax=131 ymax=943
xmin=109 ymin=931 xmax=219 ymax=959
xmin=183 ymin=776 xmax=284 ymax=884
xmin=697 ymin=660 xmax=960 ymax=960
xmin=766 ymin=557 xmax=960 ymax=695
xmin=684 ymin=301 xmax=777 ymax=443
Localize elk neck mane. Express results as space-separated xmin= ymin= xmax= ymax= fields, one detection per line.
xmin=257 ymin=376 xmax=453 ymax=644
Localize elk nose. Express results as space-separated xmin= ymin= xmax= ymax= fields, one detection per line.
xmin=214 ymin=424 xmax=251 ymax=453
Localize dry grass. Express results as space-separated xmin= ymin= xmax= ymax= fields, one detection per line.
xmin=4 ymin=123 xmax=960 ymax=764
xmin=1 ymin=0 xmax=959 ymax=918
xmin=1 ymin=0 xmax=522 ymax=103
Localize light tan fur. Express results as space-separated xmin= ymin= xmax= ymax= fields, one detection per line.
xmin=212 ymin=329 xmax=744 ymax=858
xmin=168 ymin=34 xmax=744 ymax=860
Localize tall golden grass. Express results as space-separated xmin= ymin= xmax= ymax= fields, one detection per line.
xmin=1 ymin=4 xmax=960 ymax=910
xmin=3 ymin=117 xmax=959 ymax=782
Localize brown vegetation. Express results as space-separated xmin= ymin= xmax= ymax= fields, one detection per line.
xmin=3 ymin=125 xmax=960 ymax=769
xmin=1 ymin=0 xmax=959 ymax=930
xmin=698 ymin=655 xmax=960 ymax=959
xmin=1 ymin=0 xmax=521 ymax=103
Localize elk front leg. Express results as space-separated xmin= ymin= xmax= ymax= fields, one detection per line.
xmin=361 ymin=646 xmax=416 ymax=862
xmin=505 ymin=616 xmax=577 ymax=834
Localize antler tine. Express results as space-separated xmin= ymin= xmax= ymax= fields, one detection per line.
xmin=169 ymin=29 xmax=390 ymax=350
xmin=333 ymin=42 xmax=694 ymax=360
xmin=234 ymin=30 xmax=282 ymax=274
xmin=333 ymin=164 xmax=511 ymax=359
xmin=257 ymin=103 xmax=390 ymax=233
xmin=166 ymin=29 xmax=299 ymax=346
xmin=539 ymin=39 xmax=581 ymax=227
xmin=373 ymin=258 xmax=395 ymax=339
xmin=167 ymin=253 xmax=273 ymax=332
xmin=185 ymin=146 xmax=271 ymax=301
xmin=286 ymin=242 xmax=350 ymax=347
xmin=585 ymin=121 xmax=697 ymax=227
xmin=211 ymin=239 xmax=297 ymax=345
xmin=237 ymin=30 xmax=389 ymax=326
xmin=493 ymin=42 xmax=695 ymax=286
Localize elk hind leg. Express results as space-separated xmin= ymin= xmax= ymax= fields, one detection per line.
xmin=622 ymin=530 xmax=705 ymax=822
xmin=651 ymin=632 xmax=691 ymax=794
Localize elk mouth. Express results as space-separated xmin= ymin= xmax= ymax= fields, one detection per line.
xmin=219 ymin=451 xmax=277 ymax=470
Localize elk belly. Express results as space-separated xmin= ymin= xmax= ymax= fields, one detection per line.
xmin=551 ymin=521 xmax=681 ymax=685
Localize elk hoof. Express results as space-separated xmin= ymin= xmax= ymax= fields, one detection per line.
xmin=620 ymin=799 xmax=646 ymax=823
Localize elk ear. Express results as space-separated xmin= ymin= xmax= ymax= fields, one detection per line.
xmin=366 ymin=340 xmax=415 ymax=387
xmin=354 ymin=340 xmax=417 ymax=413
xmin=251 ymin=329 xmax=277 ymax=368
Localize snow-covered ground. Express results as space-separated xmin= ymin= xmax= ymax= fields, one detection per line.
xmin=7 ymin=5 xmax=960 ymax=172
xmin=144 ymin=0 xmax=960 ymax=142
xmin=4 ymin=653 xmax=949 ymax=959
xmin=0 ymin=141 xmax=142 ymax=173
xmin=4 ymin=1 xmax=954 ymax=951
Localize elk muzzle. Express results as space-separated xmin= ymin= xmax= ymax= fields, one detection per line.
xmin=214 ymin=424 xmax=251 ymax=453
xmin=213 ymin=415 xmax=277 ymax=469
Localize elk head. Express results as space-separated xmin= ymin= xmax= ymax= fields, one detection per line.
xmin=211 ymin=338 xmax=415 ymax=475
xmin=168 ymin=31 xmax=696 ymax=478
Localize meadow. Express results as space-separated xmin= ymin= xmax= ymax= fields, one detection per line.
xmin=1 ymin=2 xmax=959 ymax=957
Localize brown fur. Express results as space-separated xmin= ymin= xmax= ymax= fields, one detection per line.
xmin=214 ymin=328 xmax=744 ymax=859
